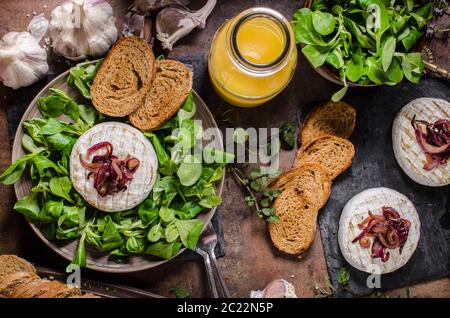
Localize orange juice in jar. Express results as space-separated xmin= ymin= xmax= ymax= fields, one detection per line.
xmin=208 ymin=8 xmax=297 ymax=107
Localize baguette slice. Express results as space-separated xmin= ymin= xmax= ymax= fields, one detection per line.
xmin=0 ymin=255 xmax=37 ymax=281
xmin=91 ymin=36 xmax=156 ymax=117
xmin=129 ymin=59 xmax=192 ymax=131
xmin=269 ymin=185 xmax=318 ymax=255
xmin=269 ymin=163 xmax=331 ymax=210
xmin=294 ymin=135 xmax=355 ymax=180
xmin=301 ymin=101 xmax=356 ymax=148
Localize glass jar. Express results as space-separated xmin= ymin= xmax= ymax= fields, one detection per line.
xmin=208 ymin=7 xmax=297 ymax=108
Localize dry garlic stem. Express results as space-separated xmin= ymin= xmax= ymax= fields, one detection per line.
xmin=156 ymin=0 xmax=216 ymax=50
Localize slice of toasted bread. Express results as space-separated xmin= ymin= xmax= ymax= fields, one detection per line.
xmin=294 ymin=135 xmax=355 ymax=180
xmin=0 ymin=255 xmax=37 ymax=282
xmin=301 ymin=101 xmax=356 ymax=148
xmin=269 ymin=185 xmax=318 ymax=255
xmin=269 ymin=163 xmax=331 ymax=210
xmin=129 ymin=59 xmax=192 ymax=131
xmin=91 ymin=36 xmax=156 ymax=117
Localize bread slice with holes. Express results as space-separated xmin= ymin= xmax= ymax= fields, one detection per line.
xmin=294 ymin=135 xmax=355 ymax=180
xmin=0 ymin=255 xmax=37 ymax=282
xmin=301 ymin=101 xmax=356 ymax=148
xmin=268 ymin=185 xmax=319 ymax=255
xmin=91 ymin=36 xmax=156 ymax=117
xmin=269 ymin=163 xmax=331 ymax=210
xmin=129 ymin=59 xmax=192 ymax=131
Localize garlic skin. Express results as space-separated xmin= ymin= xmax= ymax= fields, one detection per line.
xmin=49 ymin=0 xmax=118 ymax=61
xmin=0 ymin=14 xmax=49 ymax=89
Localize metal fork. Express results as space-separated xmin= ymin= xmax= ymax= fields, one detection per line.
xmin=196 ymin=223 xmax=231 ymax=298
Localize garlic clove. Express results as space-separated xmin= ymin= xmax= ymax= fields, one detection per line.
xmin=27 ymin=14 xmax=49 ymax=42
xmin=155 ymin=0 xmax=216 ymax=50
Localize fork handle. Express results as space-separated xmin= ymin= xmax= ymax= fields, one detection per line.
xmin=196 ymin=248 xmax=219 ymax=298
xmin=208 ymin=250 xmax=231 ymax=298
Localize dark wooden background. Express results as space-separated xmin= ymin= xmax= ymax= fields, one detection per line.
xmin=0 ymin=0 xmax=449 ymax=297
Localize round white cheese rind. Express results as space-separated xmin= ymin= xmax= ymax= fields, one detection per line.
xmin=338 ymin=187 xmax=420 ymax=274
xmin=392 ymin=98 xmax=450 ymax=187
xmin=70 ymin=122 xmax=158 ymax=212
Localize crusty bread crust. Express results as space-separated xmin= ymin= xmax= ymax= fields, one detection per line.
xmin=300 ymin=101 xmax=356 ymax=149
xmin=129 ymin=59 xmax=193 ymax=131
xmin=294 ymin=135 xmax=355 ymax=180
xmin=91 ymin=36 xmax=156 ymax=117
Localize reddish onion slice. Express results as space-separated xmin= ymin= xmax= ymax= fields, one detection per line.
xmin=412 ymin=116 xmax=450 ymax=171
xmin=353 ymin=207 xmax=411 ymax=262
xmin=79 ymin=141 xmax=140 ymax=197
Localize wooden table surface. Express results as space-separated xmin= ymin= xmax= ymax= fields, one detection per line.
xmin=0 ymin=0 xmax=449 ymax=298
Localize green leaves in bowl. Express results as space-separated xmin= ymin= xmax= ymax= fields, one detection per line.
xmin=292 ymin=0 xmax=433 ymax=100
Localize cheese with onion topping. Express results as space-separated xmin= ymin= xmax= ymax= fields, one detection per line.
xmin=338 ymin=188 xmax=420 ymax=274
xmin=392 ymin=98 xmax=450 ymax=187
xmin=70 ymin=122 xmax=158 ymax=212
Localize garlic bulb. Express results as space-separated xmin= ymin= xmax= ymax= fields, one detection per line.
xmin=49 ymin=0 xmax=118 ymax=61
xmin=0 ymin=14 xmax=49 ymax=89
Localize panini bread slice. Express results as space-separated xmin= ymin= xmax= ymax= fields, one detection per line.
xmin=91 ymin=36 xmax=156 ymax=117
xmin=301 ymin=101 xmax=356 ymax=148
xmin=269 ymin=185 xmax=319 ymax=255
xmin=129 ymin=59 xmax=192 ymax=131
xmin=0 ymin=255 xmax=37 ymax=281
xmin=392 ymin=98 xmax=450 ymax=187
xmin=294 ymin=135 xmax=355 ymax=180
xmin=338 ymin=188 xmax=420 ymax=274
xmin=269 ymin=163 xmax=331 ymax=210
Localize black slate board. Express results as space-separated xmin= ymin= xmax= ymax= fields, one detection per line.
xmin=298 ymin=77 xmax=450 ymax=297
xmin=4 ymin=55 xmax=225 ymax=259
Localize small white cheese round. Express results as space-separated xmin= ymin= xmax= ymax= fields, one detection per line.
xmin=70 ymin=122 xmax=158 ymax=212
xmin=338 ymin=187 xmax=420 ymax=274
xmin=392 ymin=98 xmax=450 ymax=187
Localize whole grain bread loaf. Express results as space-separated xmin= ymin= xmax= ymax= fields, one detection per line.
xmin=91 ymin=36 xmax=156 ymax=117
xmin=0 ymin=271 xmax=39 ymax=298
xmin=0 ymin=254 xmax=36 ymax=281
xmin=294 ymin=135 xmax=355 ymax=180
xmin=301 ymin=101 xmax=356 ymax=148
xmin=129 ymin=59 xmax=192 ymax=131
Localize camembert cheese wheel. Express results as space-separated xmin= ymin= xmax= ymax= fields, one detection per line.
xmin=70 ymin=122 xmax=158 ymax=212
xmin=338 ymin=188 xmax=420 ymax=274
xmin=392 ymin=98 xmax=450 ymax=187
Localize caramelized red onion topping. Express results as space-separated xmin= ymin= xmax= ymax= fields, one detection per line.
xmin=352 ymin=207 xmax=411 ymax=263
xmin=79 ymin=142 xmax=140 ymax=197
xmin=411 ymin=116 xmax=450 ymax=171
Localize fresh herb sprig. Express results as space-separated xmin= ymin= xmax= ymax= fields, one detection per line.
xmin=230 ymin=166 xmax=281 ymax=223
